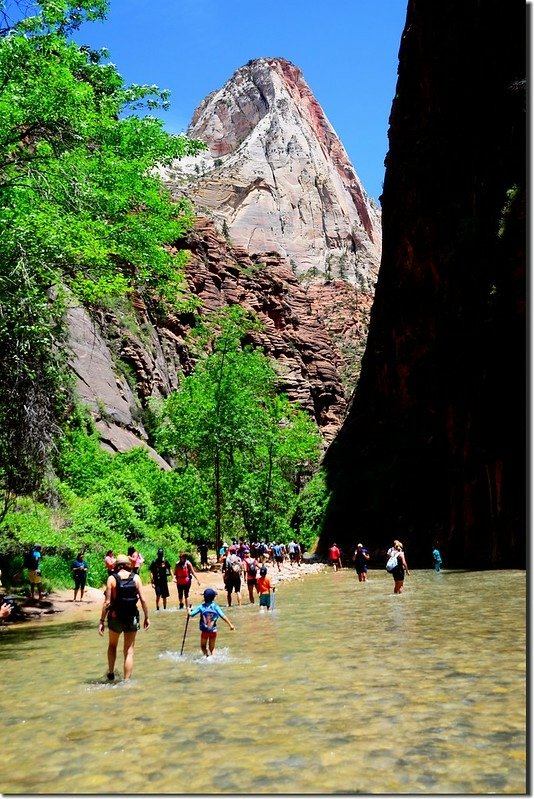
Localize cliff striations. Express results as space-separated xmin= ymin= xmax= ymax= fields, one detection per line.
xmin=320 ymin=0 xmax=526 ymax=568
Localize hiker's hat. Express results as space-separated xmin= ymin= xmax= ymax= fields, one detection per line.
xmin=357 ymin=543 xmax=363 ymax=548
xmin=115 ymin=553 xmax=131 ymax=567
xmin=203 ymin=588 xmax=217 ymax=601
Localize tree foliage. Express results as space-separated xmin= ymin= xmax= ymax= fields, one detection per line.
xmin=155 ymin=309 xmax=323 ymax=548
xmin=0 ymin=0 xmax=206 ymax=509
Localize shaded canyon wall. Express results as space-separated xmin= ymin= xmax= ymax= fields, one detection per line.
xmin=320 ymin=0 xmax=526 ymax=568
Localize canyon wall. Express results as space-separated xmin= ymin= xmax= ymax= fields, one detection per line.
xmin=320 ymin=0 xmax=526 ymax=568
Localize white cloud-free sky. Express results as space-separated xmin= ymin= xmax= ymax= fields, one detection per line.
xmin=76 ymin=0 xmax=409 ymax=201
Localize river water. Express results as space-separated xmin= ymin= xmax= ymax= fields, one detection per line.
xmin=0 ymin=568 xmax=526 ymax=794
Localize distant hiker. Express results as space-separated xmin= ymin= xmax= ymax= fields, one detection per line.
xmin=174 ymin=552 xmax=200 ymax=609
xmin=98 ymin=553 xmax=150 ymax=680
xmin=432 ymin=546 xmax=442 ymax=572
xmin=328 ymin=543 xmax=343 ymax=571
xmin=243 ymin=552 xmax=259 ymax=603
xmin=353 ymin=543 xmax=370 ymax=582
xmin=149 ymin=548 xmax=172 ymax=610
xmin=256 ymin=566 xmax=275 ymax=611
xmin=127 ymin=546 xmax=144 ymax=575
xmin=25 ymin=544 xmax=43 ymax=600
xmin=222 ymin=549 xmax=243 ymax=607
xmin=272 ymin=542 xmax=284 ymax=571
xmin=219 ymin=543 xmax=229 ymax=562
xmin=71 ymin=552 xmax=88 ymax=601
xmin=104 ymin=550 xmax=116 ymax=574
xmin=189 ymin=587 xmax=235 ymax=657
xmin=386 ymin=540 xmax=410 ymax=594
xmin=198 ymin=542 xmax=209 ymax=569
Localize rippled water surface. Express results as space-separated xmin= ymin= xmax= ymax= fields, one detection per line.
xmin=0 ymin=569 xmax=526 ymax=794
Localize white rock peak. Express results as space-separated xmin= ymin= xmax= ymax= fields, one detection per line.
xmin=163 ymin=57 xmax=381 ymax=288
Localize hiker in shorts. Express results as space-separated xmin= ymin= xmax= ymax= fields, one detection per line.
xmin=222 ymin=547 xmax=243 ymax=607
xmin=352 ymin=543 xmax=370 ymax=582
xmin=328 ymin=543 xmax=343 ymax=571
xmin=149 ymin=548 xmax=172 ymax=610
xmin=71 ymin=551 xmax=88 ymax=601
xmin=256 ymin=566 xmax=275 ymax=611
xmin=243 ymin=551 xmax=259 ymax=603
xmin=387 ymin=540 xmax=410 ymax=594
xmin=127 ymin=546 xmax=144 ymax=575
xmin=174 ymin=552 xmax=200 ymax=609
xmin=26 ymin=544 xmax=43 ymax=600
xmin=189 ymin=588 xmax=235 ymax=657
xmin=98 ymin=553 xmax=150 ymax=680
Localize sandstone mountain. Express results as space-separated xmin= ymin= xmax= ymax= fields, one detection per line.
xmin=162 ymin=57 xmax=381 ymax=289
xmin=68 ymin=58 xmax=382 ymax=458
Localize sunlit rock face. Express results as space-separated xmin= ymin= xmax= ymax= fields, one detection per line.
xmin=320 ymin=0 xmax=526 ymax=568
xmin=162 ymin=57 xmax=381 ymax=290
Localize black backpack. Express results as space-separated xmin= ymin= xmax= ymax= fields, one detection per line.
xmin=247 ymin=559 xmax=257 ymax=578
xmin=24 ymin=550 xmax=38 ymax=570
xmin=112 ymin=572 xmax=139 ymax=620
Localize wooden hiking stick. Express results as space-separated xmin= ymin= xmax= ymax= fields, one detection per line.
xmin=180 ymin=612 xmax=190 ymax=656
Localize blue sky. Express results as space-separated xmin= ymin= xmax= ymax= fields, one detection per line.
xmin=76 ymin=0 xmax=409 ymax=202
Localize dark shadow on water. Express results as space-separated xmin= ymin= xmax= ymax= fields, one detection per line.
xmin=0 ymin=618 xmax=94 ymax=659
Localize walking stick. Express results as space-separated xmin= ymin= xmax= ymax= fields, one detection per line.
xmin=180 ymin=612 xmax=190 ymax=656
xmin=271 ymin=588 xmax=276 ymax=612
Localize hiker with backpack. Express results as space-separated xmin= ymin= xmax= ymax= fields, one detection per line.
xmin=25 ymin=544 xmax=43 ymax=600
xmin=149 ymin=548 xmax=172 ymax=610
xmin=174 ymin=552 xmax=200 ymax=609
xmin=98 ymin=553 xmax=150 ymax=680
xmin=243 ymin=551 xmax=259 ymax=603
xmin=222 ymin=547 xmax=243 ymax=607
xmin=386 ymin=540 xmax=410 ymax=594
xmin=189 ymin=587 xmax=235 ymax=657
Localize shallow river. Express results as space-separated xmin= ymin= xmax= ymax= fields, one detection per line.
xmin=0 ymin=568 xmax=526 ymax=794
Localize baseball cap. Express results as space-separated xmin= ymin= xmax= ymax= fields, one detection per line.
xmin=203 ymin=588 xmax=217 ymax=601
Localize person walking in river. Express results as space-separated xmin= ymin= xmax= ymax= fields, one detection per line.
xmin=256 ymin=566 xmax=275 ymax=611
xmin=149 ymin=548 xmax=172 ymax=610
xmin=386 ymin=540 xmax=410 ymax=594
xmin=189 ymin=587 xmax=235 ymax=657
xmin=243 ymin=551 xmax=259 ymax=603
xmin=98 ymin=553 xmax=150 ymax=680
xmin=328 ymin=543 xmax=343 ymax=571
xmin=174 ymin=552 xmax=200 ymax=609
xmin=222 ymin=547 xmax=243 ymax=607
xmin=432 ymin=545 xmax=442 ymax=572
xmin=71 ymin=551 xmax=88 ymax=601
xmin=353 ymin=542 xmax=370 ymax=582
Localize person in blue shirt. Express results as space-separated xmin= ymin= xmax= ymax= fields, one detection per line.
xmin=188 ymin=588 xmax=235 ymax=657
xmin=71 ymin=552 xmax=88 ymax=601
xmin=432 ymin=546 xmax=442 ymax=572
xmin=352 ymin=543 xmax=370 ymax=582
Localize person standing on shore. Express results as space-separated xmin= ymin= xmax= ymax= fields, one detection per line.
xmin=25 ymin=544 xmax=43 ymax=600
xmin=189 ymin=588 xmax=235 ymax=657
xmin=149 ymin=548 xmax=172 ymax=610
xmin=98 ymin=553 xmax=150 ymax=680
xmin=353 ymin=543 xmax=370 ymax=582
xmin=104 ymin=550 xmax=116 ymax=575
xmin=71 ymin=552 xmax=88 ymax=601
xmin=432 ymin=546 xmax=442 ymax=572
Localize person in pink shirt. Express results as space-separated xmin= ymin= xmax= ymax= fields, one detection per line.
xmin=127 ymin=546 xmax=144 ymax=575
xmin=104 ymin=550 xmax=116 ymax=574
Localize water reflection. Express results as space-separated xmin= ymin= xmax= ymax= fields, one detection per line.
xmin=0 ymin=569 xmax=526 ymax=794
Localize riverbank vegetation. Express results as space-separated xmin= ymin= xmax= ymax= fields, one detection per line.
xmin=0 ymin=1 xmax=330 ymax=594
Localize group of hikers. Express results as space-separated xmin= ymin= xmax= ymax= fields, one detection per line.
xmin=97 ymin=540 xmax=281 ymax=680
xmin=12 ymin=536 xmax=442 ymax=680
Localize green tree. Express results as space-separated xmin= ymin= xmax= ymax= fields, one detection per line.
xmin=0 ymin=0 xmax=206 ymax=512
xmin=155 ymin=309 xmax=322 ymax=548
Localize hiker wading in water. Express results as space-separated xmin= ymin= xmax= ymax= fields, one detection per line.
xmin=98 ymin=554 xmax=150 ymax=680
